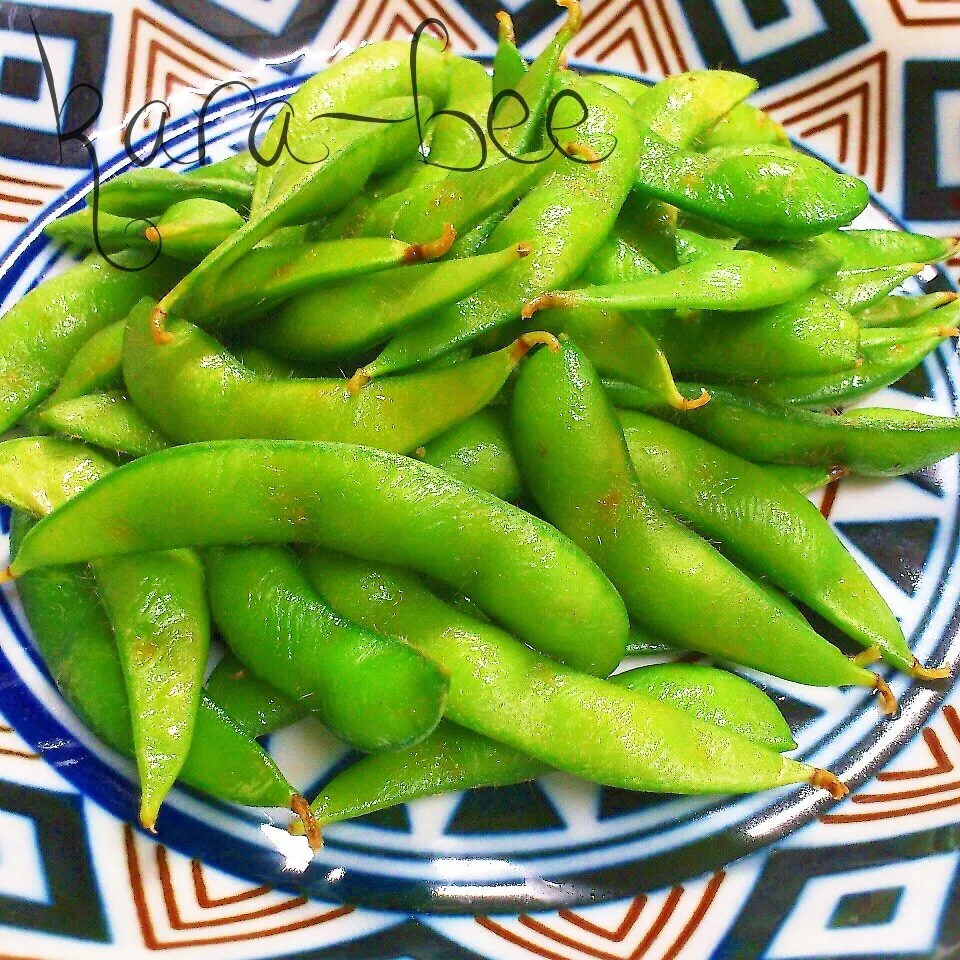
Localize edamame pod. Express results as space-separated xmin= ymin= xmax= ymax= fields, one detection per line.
xmin=492 ymin=12 xmax=526 ymax=96
xmin=696 ymin=102 xmax=788 ymax=150
xmin=860 ymin=292 xmax=956 ymax=328
xmin=650 ymin=290 xmax=860 ymax=379
xmin=417 ymin=409 xmax=525 ymax=502
xmin=634 ymin=71 xmax=757 ymax=148
xmin=613 ymin=193 xmax=678 ymax=272
xmin=124 ymin=298 xmax=526 ymax=454
xmin=97 ymin=168 xmax=253 ymax=218
xmin=11 ymin=513 xmax=304 ymax=817
xmin=44 ymin=321 xmax=124 ymax=406
xmin=260 ymin=243 xmax=530 ymax=362
xmin=353 ymin=76 xmax=643 ymax=378
xmin=306 ymin=553 xmax=844 ymax=797
xmin=96 ymin=548 xmax=210 ymax=828
xmin=820 ymin=264 xmax=923 ymax=313
xmin=11 ymin=439 xmax=630 ymax=677
xmin=45 ymin=199 xmax=243 ymax=262
xmin=765 ymin=464 xmax=848 ymax=494
xmin=187 ymin=235 xmax=448 ymax=328
xmin=817 ymin=230 xmax=954 ymax=270
xmin=337 ymin=152 xmax=543 ymax=244
xmin=532 ymin=304 xmax=703 ymax=409
xmin=397 ymin=56 xmax=492 ymax=191
xmin=594 ymin=74 xmax=648 ymax=104
xmin=308 ymin=661 xmax=796 ymax=825
xmin=34 ymin=391 xmax=169 ymax=457
xmin=581 ymin=235 xmax=659 ymax=284
xmin=607 ymin=380 xmax=960 ymax=476
xmin=525 ymin=249 xmax=819 ymax=317
xmin=617 ymin=410 xmax=928 ymax=676
xmin=633 ymin=135 xmax=869 ymax=240
xmin=0 ymin=250 xmax=180 ymax=432
xmin=205 ymin=544 xmax=448 ymax=752
xmin=512 ymin=338 xmax=891 ymax=697
xmin=205 ymin=653 xmax=306 ymax=739
xmin=746 ymin=336 xmax=950 ymax=408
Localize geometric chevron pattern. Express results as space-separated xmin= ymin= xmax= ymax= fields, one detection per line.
xmin=4 ymin=2 xmax=960 ymax=959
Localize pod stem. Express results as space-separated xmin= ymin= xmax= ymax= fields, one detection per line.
xmin=404 ymin=222 xmax=456 ymax=263
xmin=521 ymin=291 xmax=571 ymax=319
xmin=852 ymin=645 xmax=882 ymax=667
xmin=509 ymin=330 xmax=562 ymax=364
xmin=910 ymin=658 xmax=952 ymax=682
xmin=673 ymin=388 xmax=710 ymax=411
xmin=556 ymin=0 xmax=584 ymax=39
xmin=810 ymin=768 xmax=848 ymax=800
xmin=827 ymin=465 xmax=850 ymax=482
xmin=496 ymin=10 xmax=516 ymax=44
xmin=346 ymin=368 xmax=371 ymax=395
xmin=291 ymin=793 xmax=322 ymax=851
xmin=150 ymin=305 xmax=174 ymax=346
xmin=874 ymin=675 xmax=898 ymax=716
xmin=564 ymin=141 xmax=602 ymax=168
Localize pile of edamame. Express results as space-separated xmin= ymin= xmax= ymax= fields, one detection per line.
xmin=1 ymin=1 xmax=957 ymax=844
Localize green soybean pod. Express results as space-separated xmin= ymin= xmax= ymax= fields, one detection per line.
xmin=357 ymin=73 xmax=641 ymax=379
xmin=417 ymin=409 xmax=525 ymax=502
xmin=395 ymin=56 xmax=492 ymax=192
xmin=747 ymin=336 xmax=951 ymax=408
xmin=305 ymin=553 xmax=845 ymax=797
xmin=607 ymin=380 xmax=960 ymax=477
xmin=820 ymin=264 xmax=924 ymax=313
xmin=95 ymin=548 xmax=210 ymax=828
xmin=817 ymin=230 xmax=955 ymax=270
xmin=581 ymin=235 xmax=660 ymax=285
xmin=763 ymin=463 xmax=848 ymax=493
xmin=45 ymin=199 xmax=243 ymax=262
xmin=44 ymin=321 xmax=124 ymax=406
xmin=617 ymin=410 xmax=930 ymax=677
xmin=526 ymin=249 xmax=820 ymax=317
xmin=97 ymin=169 xmax=253 ymax=218
xmin=123 ymin=299 xmax=533 ymax=454
xmin=259 ymin=243 xmax=530 ymax=362
xmin=493 ymin=12 xmax=526 ymax=96
xmin=340 ymin=154 xmax=545 ymax=245
xmin=634 ymin=71 xmax=757 ymax=149
xmin=634 ymin=135 xmax=869 ymax=241
xmin=308 ymin=661 xmax=797 ymax=826
xmin=530 ymin=304 xmax=706 ymax=410
xmin=34 ymin=392 xmax=169 ymax=458
xmin=187 ymin=235 xmax=447 ymax=328
xmin=860 ymin=292 xmax=957 ymax=328
xmin=650 ymin=290 xmax=860 ymax=379
xmin=11 ymin=439 xmax=629 ymax=678
xmin=205 ymin=544 xmax=448 ymax=752
xmin=614 ymin=193 xmax=679 ymax=273
xmin=696 ymin=102 xmax=788 ymax=150
xmin=204 ymin=653 xmax=307 ymax=739
xmin=592 ymin=73 xmax=648 ymax=105
xmin=0 ymin=250 xmax=180 ymax=432
xmin=10 ymin=513 xmax=309 ymax=826
xmin=512 ymin=338 xmax=890 ymax=698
